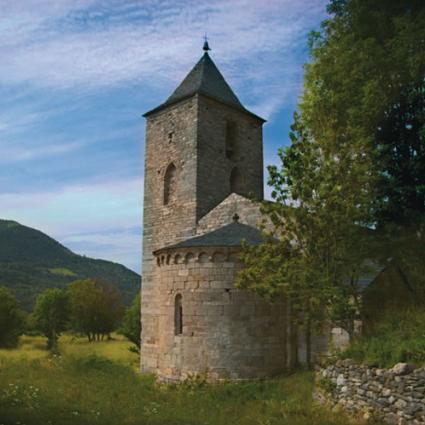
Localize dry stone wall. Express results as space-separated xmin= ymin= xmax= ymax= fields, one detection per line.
xmin=317 ymin=360 xmax=425 ymax=425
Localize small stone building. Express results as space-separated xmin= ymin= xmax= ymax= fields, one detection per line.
xmin=362 ymin=262 xmax=417 ymax=329
xmin=140 ymin=43 xmax=321 ymax=380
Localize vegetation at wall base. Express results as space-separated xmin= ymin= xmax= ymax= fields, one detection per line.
xmin=342 ymin=308 xmax=425 ymax=368
xmin=119 ymin=293 xmax=141 ymax=352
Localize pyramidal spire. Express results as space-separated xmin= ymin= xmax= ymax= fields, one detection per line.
xmin=143 ymin=40 xmax=265 ymax=122
xmin=162 ymin=43 xmax=243 ymax=110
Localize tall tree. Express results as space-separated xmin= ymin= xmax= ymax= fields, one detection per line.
xmin=68 ymin=279 xmax=124 ymax=341
xmin=0 ymin=286 xmax=25 ymax=348
xmin=237 ymin=113 xmax=374 ymax=357
xmin=311 ymin=0 xmax=425 ymax=225
xmin=33 ymin=288 xmax=69 ymax=350
xmin=238 ymin=0 xmax=425 ymax=361
xmin=309 ymin=0 xmax=425 ymax=299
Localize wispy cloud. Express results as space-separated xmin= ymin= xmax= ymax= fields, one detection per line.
xmin=0 ymin=0 xmax=328 ymax=271
xmin=1 ymin=141 xmax=83 ymax=162
xmin=1 ymin=0 xmax=327 ymax=117
xmin=63 ymin=227 xmax=142 ymax=272
xmin=0 ymin=177 xmax=142 ymax=271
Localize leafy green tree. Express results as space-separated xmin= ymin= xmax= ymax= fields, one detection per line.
xmin=304 ymin=0 xmax=425 ymax=225
xmin=238 ymin=0 xmax=425 ymax=362
xmin=33 ymin=288 xmax=69 ymax=350
xmin=237 ymin=114 xmax=375 ymax=365
xmin=304 ymin=0 xmax=425 ymax=298
xmin=120 ymin=293 xmax=141 ymax=352
xmin=68 ymin=279 xmax=124 ymax=341
xmin=0 ymin=286 xmax=25 ymax=347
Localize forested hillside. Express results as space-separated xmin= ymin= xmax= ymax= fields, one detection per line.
xmin=0 ymin=219 xmax=140 ymax=310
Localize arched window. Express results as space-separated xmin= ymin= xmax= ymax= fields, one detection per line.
xmin=174 ymin=294 xmax=183 ymax=335
xmin=230 ymin=167 xmax=243 ymax=194
xmin=164 ymin=163 xmax=176 ymax=205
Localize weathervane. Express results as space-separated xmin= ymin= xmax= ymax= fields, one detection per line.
xmin=203 ymin=34 xmax=211 ymax=52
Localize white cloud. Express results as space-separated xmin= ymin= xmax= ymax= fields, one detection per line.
xmin=63 ymin=228 xmax=141 ymax=273
xmin=0 ymin=141 xmax=83 ymax=162
xmin=0 ymin=0 xmax=329 ymax=271
xmin=0 ymin=178 xmax=142 ymax=232
xmin=0 ymin=0 xmax=328 ymax=117
xmin=0 ymin=178 xmax=143 ymax=271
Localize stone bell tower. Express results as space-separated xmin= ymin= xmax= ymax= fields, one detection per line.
xmin=140 ymin=42 xmax=266 ymax=375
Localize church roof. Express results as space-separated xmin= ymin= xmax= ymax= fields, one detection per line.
xmin=144 ymin=52 xmax=265 ymax=121
xmin=164 ymin=52 xmax=243 ymax=109
xmin=154 ymin=221 xmax=268 ymax=253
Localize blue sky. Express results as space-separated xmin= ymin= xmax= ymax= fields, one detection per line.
xmin=0 ymin=0 xmax=328 ymax=273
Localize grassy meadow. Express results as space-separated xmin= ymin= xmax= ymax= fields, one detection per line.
xmin=0 ymin=335 xmax=372 ymax=425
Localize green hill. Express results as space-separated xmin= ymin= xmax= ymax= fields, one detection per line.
xmin=0 ymin=219 xmax=140 ymax=310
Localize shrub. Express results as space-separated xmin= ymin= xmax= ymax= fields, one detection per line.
xmin=343 ymin=308 xmax=425 ymax=367
xmin=120 ymin=293 xmax=141 ymax=351
xmin=0 ymin=286 xmax=25 ymax=347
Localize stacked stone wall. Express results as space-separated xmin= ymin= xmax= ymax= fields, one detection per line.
xmin=317 ymin=360 xmax=425 ymax=425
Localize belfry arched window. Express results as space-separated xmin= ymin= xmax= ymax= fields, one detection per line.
xmin=230 ymin=167 xmax=243 ymax=194
xmin=175 ymin=294 xmax=183 ymax=335
xmin=164 ymin=163 xmax=176 ymax=205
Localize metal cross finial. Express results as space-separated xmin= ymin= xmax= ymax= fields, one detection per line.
xmin=203 ymin=34 xmax=211 ymax=52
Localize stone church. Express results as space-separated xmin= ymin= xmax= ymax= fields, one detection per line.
xmin=140 ymin=42 xmax=314 ymax=381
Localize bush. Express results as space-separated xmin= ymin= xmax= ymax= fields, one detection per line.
xmin=343 ymin=308 xmax=425 ymax=367
xmin=120 ymin=293 xmax=141 ymax=351
xmin=0 ymin=286 xmax=25 ymax=347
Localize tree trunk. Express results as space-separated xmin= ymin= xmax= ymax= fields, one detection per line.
xmin=305 ymin=317 xmax=312 ymax=369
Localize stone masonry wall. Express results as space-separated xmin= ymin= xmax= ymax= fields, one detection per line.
xmin=141 ymin=97 xmax=200 ymax=373
xmin=153 ymin=245 xmax=289 ymax=381
xmin=142 ymin=93 xmax=265 ymax=375
xmin=196 ymin=95 xmax=264 ymax=220
xmin=196 ymin=193 xmax=263 ymax=235
xmin=317 ymin=360 xmax=425 ymax=425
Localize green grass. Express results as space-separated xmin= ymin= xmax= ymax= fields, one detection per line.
xmin=0 ymin=335 xmax=368 ymax=425
xmin=343 ymin=308 xmax=425 ymax=367
xmin=0 ymin=334 xmax=138 ymax=367
xmin=49 ymin=268 xmax=77 ymax=277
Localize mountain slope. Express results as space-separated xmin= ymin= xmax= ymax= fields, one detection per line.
xmin=0 ymin=220 xmax=140 ymax=310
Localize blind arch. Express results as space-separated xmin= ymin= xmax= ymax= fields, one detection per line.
xmin=164 ymin=163 xmax=177 ymax=205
